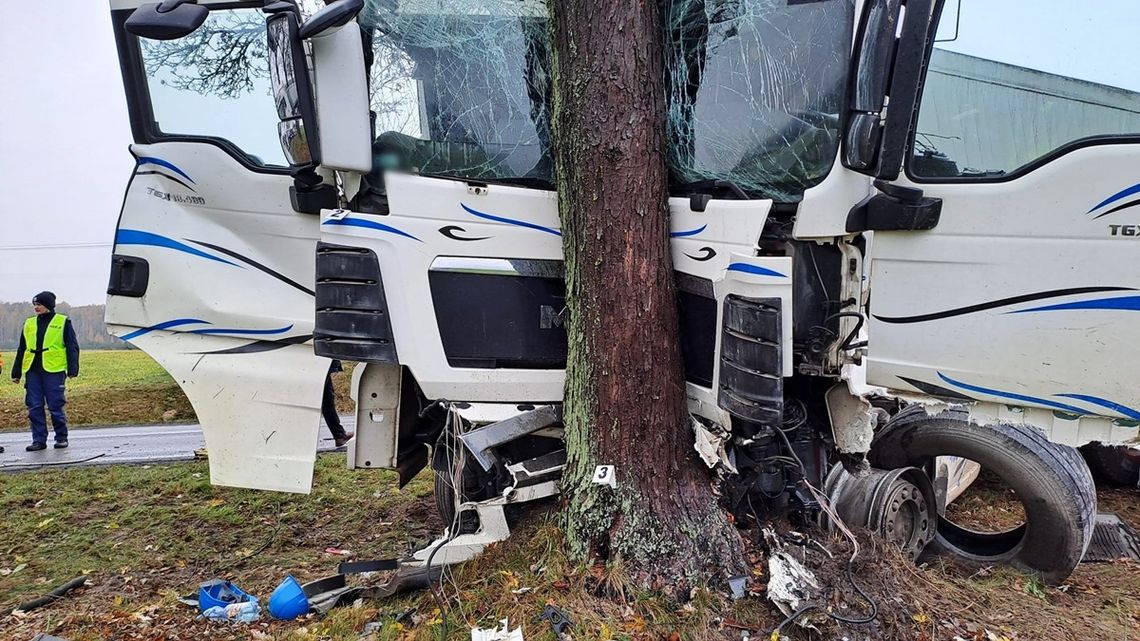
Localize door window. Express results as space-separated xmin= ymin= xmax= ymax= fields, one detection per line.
xmin=909 ymin=0 xmax=1140 ymax=180
xmin=138 ymin=7 xmax=286 ymax=167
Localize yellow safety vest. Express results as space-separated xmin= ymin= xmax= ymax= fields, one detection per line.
xmin=22 ymin=314 xmax=68 ymax=374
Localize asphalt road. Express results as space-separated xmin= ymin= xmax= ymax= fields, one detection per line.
xmin=0 ymin=415 xmax=355 ymax=471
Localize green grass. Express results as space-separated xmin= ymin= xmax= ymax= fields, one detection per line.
xmin=0 ymin=350 xmax=175 ymax=399
xmin=0 ymin=455 xmax=439 ymax=640
xmin=0 ymin=350 xmax=195 ymax=429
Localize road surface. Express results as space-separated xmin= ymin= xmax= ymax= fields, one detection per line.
xmin=0 ymin=416 xmax=355 ymax=471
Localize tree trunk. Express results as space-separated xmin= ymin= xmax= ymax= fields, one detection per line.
xmin=549 ymin=0 xmax=746 ymax=588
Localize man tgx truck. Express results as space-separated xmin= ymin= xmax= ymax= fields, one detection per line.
xmin=106 ymin=0 xmax=1140 ymax=581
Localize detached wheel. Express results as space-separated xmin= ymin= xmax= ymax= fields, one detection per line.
xmin=870 ymin=407 xmax=1096 ymax=583
xmin=1080 ymin=442 xmax=1140 ymax=488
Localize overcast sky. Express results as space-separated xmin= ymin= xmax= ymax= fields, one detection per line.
xmin=0 ymin=1 xmax=131 ymax=305
xmin=0 ymin=0 xmax=1135 ymax=307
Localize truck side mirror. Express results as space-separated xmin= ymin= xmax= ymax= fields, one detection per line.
xmin=266 ymin=8 xmax=320 ymax=168
xmin=299 ymin=0 xmax=364 ymax=40
xmin=842 ymin=0 xmax=938 ymax=179
xmin=125 ymin=0 xmax=208 ymax=41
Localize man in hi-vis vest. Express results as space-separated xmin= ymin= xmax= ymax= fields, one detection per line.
xmin=10 ymin=291 xmax=80 ymax=451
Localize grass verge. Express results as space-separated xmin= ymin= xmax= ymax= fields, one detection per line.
xmin=1 ymin=457 xmax=1137 ymax=640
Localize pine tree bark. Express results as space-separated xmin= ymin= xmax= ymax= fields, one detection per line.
xmin=549 ymin=0 xmax=746 ymax=587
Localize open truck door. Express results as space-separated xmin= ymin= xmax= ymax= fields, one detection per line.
xmin=106 ymin=0 xmax=369 ymax=492
xmin=845 ymin=0 xmax=1140 ymax=447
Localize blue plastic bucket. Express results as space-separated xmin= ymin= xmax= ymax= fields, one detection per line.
xmin=198 ymin=580 xmax=255 ymax=612
xmin=267 ymin=575 xmax=309 ymax=620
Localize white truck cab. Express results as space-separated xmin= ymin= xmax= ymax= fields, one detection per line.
xmin=106 ymin=0 xmax=1139 ymax=581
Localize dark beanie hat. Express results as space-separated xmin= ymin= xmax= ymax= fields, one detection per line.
xmin=33 ymin=291 xmax=56 ymax=311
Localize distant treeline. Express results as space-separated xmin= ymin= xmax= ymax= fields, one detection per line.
xmin=0 ymin=303 xmax=129 ymax=350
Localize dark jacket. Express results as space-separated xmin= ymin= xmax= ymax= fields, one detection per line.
xmin=11 ymin=312 xmax=81 ymax=379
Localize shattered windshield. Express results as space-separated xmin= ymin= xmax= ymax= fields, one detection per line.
xmin=360 ymin=0 xmax=853 ymax=201
xmin=664 ymin=0 xmax=854 ymax=201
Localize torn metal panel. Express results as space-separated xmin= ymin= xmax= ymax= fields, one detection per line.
xmin=692 ymin=415 xmax=737 ymax=472
xmin=825 ymin=382 xmax=875 ymax=455
xmin=764 ymin=528 xmax=821 ymax=625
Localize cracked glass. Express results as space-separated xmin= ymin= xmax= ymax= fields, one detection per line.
xmin=361 ymin=0 xmax=854 ymax=201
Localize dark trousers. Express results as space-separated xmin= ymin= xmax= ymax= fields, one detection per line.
xmin=321 ymin=372 xmax=347 ymax=439
xmin=25 ymin=369 xmax=68 ymax=444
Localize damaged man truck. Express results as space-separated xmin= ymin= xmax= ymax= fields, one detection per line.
xmin=106 ymin=0 xmax=1139 ymax=584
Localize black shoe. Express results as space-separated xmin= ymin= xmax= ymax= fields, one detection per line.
xmin=26 ymin=442 xmax=47 ymax=452
xmin=333 ymin=431 xmax=355 ymax=447
xmin=54 ymin=441 xmax=68 ymax=449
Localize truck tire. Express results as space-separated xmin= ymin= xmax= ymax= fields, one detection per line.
xmin=1079 ymin=442 xmax=1140 ymax=488
xmin=869 ymin=406 xmax=1096 ymax=583
xmin=431 ymin=440 xmax=490 ymax=535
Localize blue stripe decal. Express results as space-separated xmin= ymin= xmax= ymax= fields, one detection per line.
xmin=322 ymin=217 xmax=422 ymax=242
xmin=116 ymin=229 xmax=240 ymax=267
xmin=1011 ymin=295 xmax=1140 ymax=314
xmin=137 ymin=156 xmax=195 ymax=184
xmin=190 ymin=324 xmax=294 ymax=336
xmin=119 ymin=318 xmax=209 ymax=341
xmin=1088 ymin=182 xmax=1140 ymax=213
xmin=461 ymin=203 xmax=561 ymax=236
xmin=937 ymin=372 xmax=1088 ymax=415
xmin=727 ymin=262 xmax=787 ymax=278
xmin=670 ymin=224 xmax=707 ymax=238
xmin=1055 ymin=394 xmax=1140 ymax=421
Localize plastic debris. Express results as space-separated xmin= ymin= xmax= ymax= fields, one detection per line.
xmin=199 ymin=599 xmax=261 ymax=623
xmin=536 ymin=605 xmax=572 ymax=635
xmin=267 ymin=575 xmax=310 ymax=620
xmin=197 ymin=579 xmax=256 ymax=612
xmin=728 ymin=575 xmax=748 ymax=600
xmin=471 ymin=618 xmax=524 ymax=641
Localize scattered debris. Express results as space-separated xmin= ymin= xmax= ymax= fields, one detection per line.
xmin=764 ymin=528 xmax=821 ymax=621
xmin=197 ymin=579 xmax=256 ymax=612
xmin=0 ymin=576 xmax=87 ymax=617
xmin=324 ymin=547 xmax=353 ymax=556
xmin=535 ymin=605 xmax=572 ymax=635
xmin=692 ymin=416 xmax=737 ymax=472
xmin=471 ymin=618 xmax=525 ymax=641
xmin=267 ymin=575 xmax=309 ymax=620
xmin=199 ymin=599 xmax=260 ymax=623
xmin=1082 ymin=512 xmax=1140 ymax=562
xmin=727 ymin=576 xmax=747 ymax=600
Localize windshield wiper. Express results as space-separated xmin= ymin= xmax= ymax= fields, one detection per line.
xmin=414 ymin=171 xmax=555 ymax=191
xmin=672 ymin=179 xmax=750 ymax=200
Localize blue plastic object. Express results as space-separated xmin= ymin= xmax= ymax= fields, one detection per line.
xmin=198 ymin=580 xmax=256 ymax=612
xmin=267 ymin=575 xmax=309 ymax=620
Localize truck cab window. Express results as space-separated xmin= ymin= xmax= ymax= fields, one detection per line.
xmin=358 ymin=0 xmax=854 ymax=201
xmin=910 ymin=0 xmax=1140 ymax=180
xmin=360 ymin=1 xmax=553 ymax=191
xmin=139 ymin=8 xmax=287 ymax=167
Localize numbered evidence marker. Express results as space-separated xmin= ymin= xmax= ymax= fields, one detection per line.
xmin=591 ymin=465 xmax=617 ymax=489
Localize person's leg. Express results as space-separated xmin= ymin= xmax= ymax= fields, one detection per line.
xmin=321 ymin=371 xmax=348 ymax=441
xmin=25 ymin=370 xmax=48 ymax=446
xmin=44 ymin=372 xmax=68 ymax=445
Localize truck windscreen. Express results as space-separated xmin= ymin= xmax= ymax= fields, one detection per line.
xmin=361 ymin=0 xmax=853 ymax=201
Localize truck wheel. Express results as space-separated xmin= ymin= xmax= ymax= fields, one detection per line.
xmin=869 ymin=407 xmax=1096 ymax=583
xmin=431 ymin=441 xmax=491 ymax=535
xmin=1079 ymin=442 xmax=1140 ymax=488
